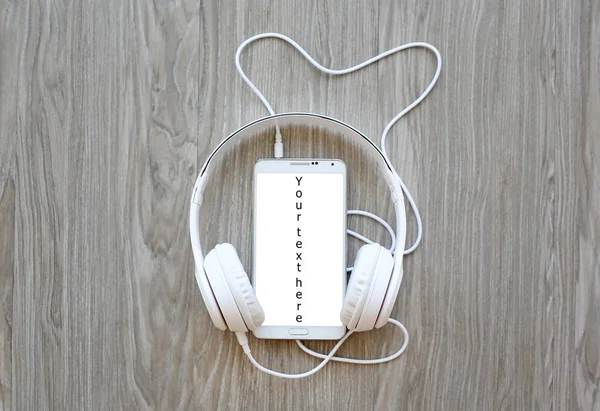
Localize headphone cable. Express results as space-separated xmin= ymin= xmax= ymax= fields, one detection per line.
xmin=236 ymin=319 xmax=408 ymax=379
xmin=234 ymin=32 xmax=441 ymax=378
xmin=235 ymin=32 xmax=442 ymax=255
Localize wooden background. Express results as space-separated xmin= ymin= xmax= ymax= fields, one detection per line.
xmin=0 ymin=0 xmax=598 ymax=409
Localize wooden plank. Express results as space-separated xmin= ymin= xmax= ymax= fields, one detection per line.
xmin=10 ymin=1 xmax=72 ymax=408
xmin=577 ymin=0 xmax=600 ymax=409
xmin=192 ymin=2 xmax=384 ymax=409
xmin=372 ymin=0 xmax=582 ymax=408
xmin=64 ymin=0 xmax=201 ymax=409
xmin=0 ymin=0 xmax=25 ymax=408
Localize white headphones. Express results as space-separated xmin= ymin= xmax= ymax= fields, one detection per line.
xmin=189 ymin=33 xmax=442 ymax=378
xmin=190 ymin=112 xmax=406 ymax=331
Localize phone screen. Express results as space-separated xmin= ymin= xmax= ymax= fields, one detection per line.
xmin=254 ymin=168 xmax=345 ymax=327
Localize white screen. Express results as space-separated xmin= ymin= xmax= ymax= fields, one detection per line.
xmin=254 ymin=172 xmax=344 ymax=327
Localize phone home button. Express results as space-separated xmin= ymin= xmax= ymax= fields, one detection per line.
xmin=288 ymin=328 xmax=309 ymax=336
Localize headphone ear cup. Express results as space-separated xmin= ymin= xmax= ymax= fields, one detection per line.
xmin=213 ymin=244 xmax=265 ymax=330
xmin=194 ymin=265 xmax=228 ymax=331
xmin=204 ymin=245 xmax=249 ymax=332
xmin=341 ymin=244 xmax=394 ymax=332
xmin=355 ymin=246 xmax=394 ymax=332
xmin=341 ymin=245 xmax=379 ymax=329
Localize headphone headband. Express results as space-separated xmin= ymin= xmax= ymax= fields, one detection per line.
xmin=190 ymin=113 xmax=407 ymax=329
xmin=200 ymin=112 xmax=394 ymax=174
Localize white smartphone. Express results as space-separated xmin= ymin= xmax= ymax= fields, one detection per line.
xmin=252 ymin=159 xmax=347 ymax=340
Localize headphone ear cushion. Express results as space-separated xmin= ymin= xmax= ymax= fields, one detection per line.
xmin=341 ymin=244 xmax=380 ymax=328
xmin=355 ymin=246 xmax=394 ymax=332
xmin=213 ymin=243 xmax=265 ymax=330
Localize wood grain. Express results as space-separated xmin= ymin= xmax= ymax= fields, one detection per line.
xmin=0 ymin=2 xmax=20 ymax=409
xmin=0 ymin=0 xmax=597 ymax=409
xmin=579 ymin=0 xmax=600 ymax=409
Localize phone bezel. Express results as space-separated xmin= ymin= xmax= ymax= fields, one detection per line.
xmin=252 ymin=159 xmax=347 ymax=340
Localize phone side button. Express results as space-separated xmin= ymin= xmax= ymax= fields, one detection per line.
xmin=288 ymin=328 xmax=309 ymax=336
